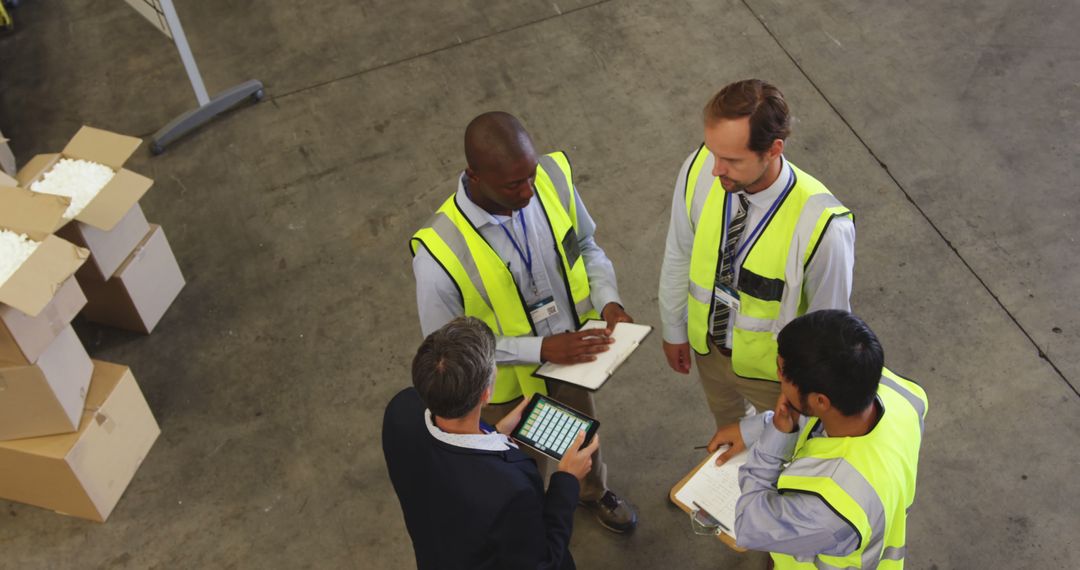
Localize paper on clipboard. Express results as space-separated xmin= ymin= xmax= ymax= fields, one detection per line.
xmin=533 ymin=320 xmax=652 ymax=390
xmin=673 ymin=447 xmax=748 ymax=540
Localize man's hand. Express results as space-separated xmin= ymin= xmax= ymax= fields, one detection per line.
xmin=495 ymin=396 xmax=531 ymax=435
xmin=706 ymin=422 xmax=746 ymax=465
xmin=600 ymin=302 xmax=633 ymax=334
xmin=557 ymin=431 xmax=601 ymax=481
xmin=772 ymin=393 xmax=801 ymax=434
xmin=540 ymin=330 xmax=614 ymax=364
xmin=662 ymin=341 xmax=692 ymax=374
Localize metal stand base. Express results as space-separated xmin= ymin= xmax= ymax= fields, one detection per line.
xmin=150 ymin=79 xmax=265 ymax=155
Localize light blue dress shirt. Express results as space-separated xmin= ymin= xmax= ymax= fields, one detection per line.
xmin=659 ymin=154 xmax=856 ymax=346
xmin=413 ymin=173 xmax=622 ymax=364
xmin=733 ymin=412 xmax=861 ymax=558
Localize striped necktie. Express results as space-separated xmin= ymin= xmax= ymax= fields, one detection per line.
xmin=712 ymin=193 xmax=750 ymax=346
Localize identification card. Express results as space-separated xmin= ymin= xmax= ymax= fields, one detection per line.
xmin=529 ymin=297 xmax=559 ymax=323
xmin=714 ymin=283 xmax=741 ymax=311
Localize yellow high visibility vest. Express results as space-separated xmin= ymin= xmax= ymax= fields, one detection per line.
xmin=771 ymin=369 xmax=927 ymax=569
xmin=410 ymin=152 xmax=599 ymax=404
xmin=685 ymin=145 xmax=853 ymax=380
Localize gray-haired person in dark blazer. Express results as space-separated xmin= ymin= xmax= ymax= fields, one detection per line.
xmin=383 ymin=317 xmax=600 ymax=570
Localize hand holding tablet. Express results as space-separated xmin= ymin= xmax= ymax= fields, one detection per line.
xmin=510 ymin=395 xmax=600 ymax=461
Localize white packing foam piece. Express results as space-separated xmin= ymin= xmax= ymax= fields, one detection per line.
xmin=0 ymin=229 xmax=41 ymax=288
xmin=29 ymin=158 xmax=116 ymax=221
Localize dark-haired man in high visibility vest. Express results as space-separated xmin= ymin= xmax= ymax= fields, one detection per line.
xmin=708 ymin=310 xmax=928 ymax=569
xmin=659 ymin=79 xmax=856 ymax=447
xmin=410 ymin=111 xmax=638 ymax=533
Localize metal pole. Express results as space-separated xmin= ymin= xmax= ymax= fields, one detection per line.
xmin=158 ymin=0 xmax=210 ymax=106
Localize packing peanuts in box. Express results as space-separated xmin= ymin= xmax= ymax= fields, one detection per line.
xmin=16 ymin=126 xmax=153 ymax=232
xmin=0 ymin=187 xmax=89 ymax=317
xmin=0 ymin=276 xmax=87 ymax=365
xmin=0 ymin=325 xmax=93 ymax=441
xmin=56 ymin=203 xmax=151 ymax=281
xmin=0 ymin=360 xmax=160 ymax=522
xmin=80 ymin=224 xmax=185 ymax=334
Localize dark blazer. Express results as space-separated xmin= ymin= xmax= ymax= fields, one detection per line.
xmin=382 ymin=388 xmax=579 ymax=570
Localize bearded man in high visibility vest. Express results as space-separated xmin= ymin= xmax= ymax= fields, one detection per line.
xmin=708 ymin=310 xmax=928 ymax=569
xmin=658 ymin=79 xmax=856 ymax=446
xmin=410 ymin=111 xmax=639 ymax=533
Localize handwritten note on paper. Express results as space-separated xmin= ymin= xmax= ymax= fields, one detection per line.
xmin=674 ymin=447 xmax=749 ymax=540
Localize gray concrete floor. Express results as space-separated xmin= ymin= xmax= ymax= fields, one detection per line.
xmin=1 ymin=0 xmax=1077 ymax=568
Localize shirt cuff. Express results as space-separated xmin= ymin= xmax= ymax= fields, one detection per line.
xmin=662 ymin=323 xmax=689 ymax=344
xmin=496 ymin=335 xmax=544 ymax=364
xmin=590 ymin=287 xmax=622 ymax=318
xmin=756 ymin=419 xmax=799 ymax=461
xmin=739 ymin=411 xmax=770 ymax=447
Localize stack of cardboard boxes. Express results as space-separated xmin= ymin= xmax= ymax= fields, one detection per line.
xmin=0 ymin=126 xmax=180 ymax=522
xmin=17 ymin=127 xmax=187 ymax=334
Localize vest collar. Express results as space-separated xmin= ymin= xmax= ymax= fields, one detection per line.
xmin=741 ymin=155 xmax=792 ymax=210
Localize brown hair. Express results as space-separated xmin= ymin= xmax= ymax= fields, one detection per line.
xmin=704 ymin=79 xmax=791 ymax=154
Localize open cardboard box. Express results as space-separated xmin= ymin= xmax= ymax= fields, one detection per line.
xmin=0 ymin=360 xmax=160 ymax=522
xmin=0 ymin=187 xmax=89 ymax=317
xmin=16 ymin=126 xmax=153 ymax=232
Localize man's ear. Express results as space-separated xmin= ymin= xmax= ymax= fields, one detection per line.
xmin=465 ymin=167 xmax=480 ymax=183
xmin=767 ymin=138 xmax=785 ymax=162
xmin=481 ymin=383 xmax=494 ymax=406
xmin=810 ymin=392 xmax=830 ymax=415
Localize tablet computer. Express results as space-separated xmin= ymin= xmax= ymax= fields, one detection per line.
xmin=511 ymin=395 xmax=600 ymax=461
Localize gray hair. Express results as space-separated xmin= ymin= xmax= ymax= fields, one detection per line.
xmin=412 ymin=317 xmax=497 ymax=419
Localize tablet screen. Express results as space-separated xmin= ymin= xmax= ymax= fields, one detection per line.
xmin=513 ymin=397 xmax=596 ymax=460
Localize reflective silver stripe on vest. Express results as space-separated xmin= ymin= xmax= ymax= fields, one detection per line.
xmin=688 ymin=152 xmax=717 ymax=231
xmin=689 ymin=280 xmax=712 ymax=304
xmin=576 ymin=297 xmax=594 ymax=317
xmin=782 ymin=456 xmax=887 ymax=569
xmin=880 ymin=375 xmax=926 ymax=433
xmin=882 ymin=545 xmax=907 ymax=561
xmin=537 ymin=155 xmax=574 ymax=216
xmin=774 ymin=192 xmax=848 ymax=335
xmin=427 ymin=212 xmax=502 ymax=334
xmin=732 ymin=312 xmax=775 ymax=334
xmin=813 ymin=561 xmax=858 ymax=570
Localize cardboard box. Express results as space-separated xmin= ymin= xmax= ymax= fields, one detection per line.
xmin=16 ymin=126 xmax=153 ymax=232
xmin=56 ymin=203 xmax=151 ymax=281
xmin=80 ymin=224 xmax=185 ymax=334
xmin=0 ymin=187 xmax=89 ymax=317
xmin=0 ymin=360 xmax=160 ymax=522
xmin=0 ymin=276 xmax=87 ymax=365
xmin=0 ymin=325 xmax=93 ymax=441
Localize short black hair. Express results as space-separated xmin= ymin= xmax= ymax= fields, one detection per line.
xmin=411 ymin=317 xmax=496 ymax=419
xmin=777 ymin=310 xmax=883 ymax=416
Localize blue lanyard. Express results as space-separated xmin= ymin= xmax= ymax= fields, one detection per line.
xmin=497 ymin=210 xmax=532 ymax=274
xmin=727 ymin=168 xmax=796 ymax=262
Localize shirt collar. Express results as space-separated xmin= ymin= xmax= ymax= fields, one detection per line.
xmin=455 ymin=173 xmax=533 ymax=229
xmin=740 ymin=156 xmax=792 ymax=209
xmin=425 ymin=408 xmax=518 ymax=452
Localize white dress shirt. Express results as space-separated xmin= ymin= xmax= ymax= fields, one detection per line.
xmin=413 ymin=173 xmax=622 ymax=364
xmin=658 ymin=154 xmax=855 ymax=347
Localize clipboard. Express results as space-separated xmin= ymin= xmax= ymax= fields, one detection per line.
xmin=532 ymin=320 xmax=653 ymax=391
xmin=670 ymin=452 xmax=747 ymax=552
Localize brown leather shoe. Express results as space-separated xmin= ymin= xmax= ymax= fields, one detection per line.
xmin=580 ymin=490 xmax=638 ymax=533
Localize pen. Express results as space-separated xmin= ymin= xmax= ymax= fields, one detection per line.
xmin=693 ymin=445 xmax=709 ymax=450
